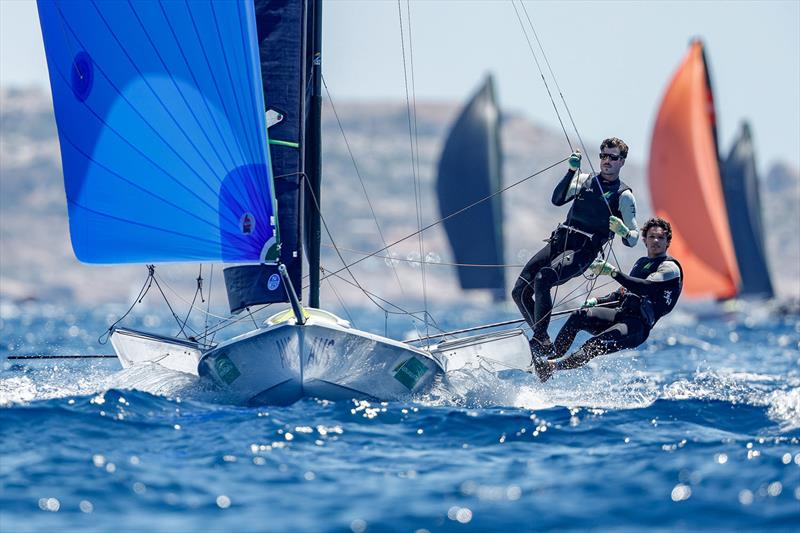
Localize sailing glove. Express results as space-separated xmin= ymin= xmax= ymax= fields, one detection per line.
xmin=609 ymin=216 xmax=630 ymax=238
xmin=582 ymin=297 xmax=598 ymax=308
xmin=589 ymin=258 xmax=617 ymax=277
xmin=568 ymin=150 xmax=581 ymax=171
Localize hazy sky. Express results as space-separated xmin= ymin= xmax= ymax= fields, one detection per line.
xmin=2 ymin=0 xmax=798 ymax=173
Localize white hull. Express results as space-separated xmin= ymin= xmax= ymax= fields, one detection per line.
xmin=110 ymin=328 xmax=203 ymax=376
xmin=198 ymin=317 xmax=444 ymax=405
xmin=109 ymin=310 xmax=530 ymax=406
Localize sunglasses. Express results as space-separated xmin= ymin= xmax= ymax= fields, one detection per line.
xmin=599 ymin=153 xmax=623 ymax=161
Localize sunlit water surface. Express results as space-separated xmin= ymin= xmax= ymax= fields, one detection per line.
xmin=1 ymin=300 xmax=799 ymax=532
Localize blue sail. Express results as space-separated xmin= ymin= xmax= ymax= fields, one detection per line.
xmin=223 ymin=0 xmax=311 ymax=313
xmin=721 ymin=122 xmax=774 ymax=298
xmin=436 ymin=75 xmax=506 ymax=300
xmin=37 ymin=0 xmax=278 ymax=264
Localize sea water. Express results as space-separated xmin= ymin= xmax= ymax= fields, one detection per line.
xmin=1 ymin=300 xmax=799 ymax=532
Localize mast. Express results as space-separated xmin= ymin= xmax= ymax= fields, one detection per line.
xmin=306 ymin=0 xmax=323 ymax=308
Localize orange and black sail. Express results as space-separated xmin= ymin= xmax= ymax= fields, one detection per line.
xmin=648 ymin=40 xmax=740 ymax=299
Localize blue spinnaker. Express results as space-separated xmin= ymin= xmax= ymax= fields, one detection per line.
xmin=37 ymin=0 xmax=278 ymax=264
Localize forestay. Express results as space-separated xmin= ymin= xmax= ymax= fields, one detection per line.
xmin=38 ymin=0 xmax=279 ymax=264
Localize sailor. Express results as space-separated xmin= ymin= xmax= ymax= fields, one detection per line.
xmin=511 ymin=137 xmax=639 ymax=357
xmin=529 ymin=217 xmax=683 ymax=382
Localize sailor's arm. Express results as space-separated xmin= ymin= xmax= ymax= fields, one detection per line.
xmin=595 ymin=289 xmax=624 ymax=306
xmin=617 ymin=191 xmax=639 ymax=247
xmin=552 ymin=171 xmax=588 ymax=206
xmin=612 ymin=260 xmax=681 ymax=295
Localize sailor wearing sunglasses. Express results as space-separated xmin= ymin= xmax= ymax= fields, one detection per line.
xmin=511 ymin=137 xmax=639 ymax=358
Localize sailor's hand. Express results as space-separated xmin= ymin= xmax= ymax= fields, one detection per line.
xmin=589 ymin=258 xmax=617 ymax=277
xmin=582 ymin=297 xmax=598 ymax=308
xmin=609 ymin=216 xmax=630 ymax=238
xmin=568 ymin=150 xmax=581 ymax=171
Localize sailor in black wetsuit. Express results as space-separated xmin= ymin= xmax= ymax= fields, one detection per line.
xmin=511 ymin=137 xmax=639 ymax=357
xmin=530 ymin=217 xmax=683 ymax=382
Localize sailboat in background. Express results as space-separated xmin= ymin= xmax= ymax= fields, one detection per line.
xmin=648 ymin=40 xmax=741 ymax=300
xmin=649 ymin=40 xmax=775 ymax=301
xmin=36 ymin=0 xmax=450 ymax=405
xmin=721 ymin=122 xmax=774 ymax=298
xmin=436 ymin=75 xmax=506 ymax=301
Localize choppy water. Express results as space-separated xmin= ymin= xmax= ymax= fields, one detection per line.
xmin=1 ymin=300 xmax=799 ymax=532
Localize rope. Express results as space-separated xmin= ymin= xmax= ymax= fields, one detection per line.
xmin=317 ymin=158 xmax=567 ymax=285
xmin=320 ymin=266 xmax=448 ymax=336
xmin=320 ymin=74 xmax=421 ymax=339
xmin=397 ymin=0 xmax=431 ymax=339
xmin=510 ymin=1 xmax=572 ymax=148
xmin=304 ymin=176 xmax=399 ymax=316
xmin=97 ymin=265 xmax=155 ymax=345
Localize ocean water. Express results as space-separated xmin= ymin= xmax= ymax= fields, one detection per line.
xmin=1 ymin=300 xmax=799 ymax=532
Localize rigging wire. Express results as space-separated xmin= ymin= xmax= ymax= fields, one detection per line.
xmin=317 ymin=157 xmax=567 ymax=285
xmin=397 ymin=0 xmax=431 ymax=339
xmin=511 ymin=1 xmax=630 ymax=333
xmin=325 ymin=274 xmax=357 ymax=327
xmin=510 ymin=1 xmax=572 ymax=149
xmin=320 ymin=74 xmax=421 ymax=339
xmin=321 ymin=266 xmax=448 ymax=336
xmin=304 ymin=176 xmax=401 ymax=316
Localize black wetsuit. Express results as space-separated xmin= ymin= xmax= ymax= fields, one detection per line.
xmin=552 ymin=255 xmax=683 ymax=368
xmin=511 ymin=170 xmax=631 ymax=341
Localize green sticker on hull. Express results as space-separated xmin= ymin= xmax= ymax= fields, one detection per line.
xmin=214 ymin=354 xmax=241 ymax=385
xmin=393 ymin=356 xmax=428 ymax=390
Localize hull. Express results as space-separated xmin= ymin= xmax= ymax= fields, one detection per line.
xmin=110 ymin=328 xmax=203 ymax=376
xmin=431 ymin=328 xmax=530 ymax=373
xmin=198 ymin=317 xmax=445 ymax=406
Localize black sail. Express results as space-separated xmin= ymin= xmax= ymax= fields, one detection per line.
xmin=721 ymin=122 xmax=774 ymax=298
xmin=436 ymin=76 xmax=505 ymax=299
xmin=224 ymin=0 xmax=311 ymax=313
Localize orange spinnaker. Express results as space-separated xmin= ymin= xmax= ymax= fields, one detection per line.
xmin=648 ymin=41 xmax=740 ymax=299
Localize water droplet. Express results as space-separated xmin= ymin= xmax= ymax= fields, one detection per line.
xmin=671 ymin=484 xmax=691 ymax=502
xmin=38 ymin=497 xmax=60 ymax=512
xmin=425 ymin=252 xmax=441 ymax=264
xmin=738 ymin=489 xmax=754 ymax=505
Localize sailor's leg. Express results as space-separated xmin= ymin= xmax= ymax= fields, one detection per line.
xmin=512 ymin=242 xmax=551 ymax=329
xmin=553 ymin=309 xmax=594 ymax=357
xmin=554 ymin=316 xmax=646 ymax=372
xmin=532 ymin=243 xmax=597 ymax=341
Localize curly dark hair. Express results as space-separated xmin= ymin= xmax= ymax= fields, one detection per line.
xmin=601 ymin=137 xmax=629 ymax=159
xmin=642 ymin=217 xmax=672 ymax=244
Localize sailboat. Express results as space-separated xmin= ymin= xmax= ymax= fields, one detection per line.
xmin=36 ymin=0 xmax=540 ymax=405
xmin=36 ymin=0 xmax=456 ymax=405
xmin=721 ymin=122 xmax=774 ymax=298
xmin=648 ymin=40 xmax=774 ymax=301
xmin=436 ymin=74 xmax=506 ymax=301
xmin=648 ymin=40 xmax=741 ymax=300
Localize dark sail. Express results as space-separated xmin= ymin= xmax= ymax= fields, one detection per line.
xmin=224 ymin=0 xmax=311 ymax=313
xmin=435 ymin=75 xmax=505 ymax=299
xmin=721 ymin=122 xmax=774 ymax=297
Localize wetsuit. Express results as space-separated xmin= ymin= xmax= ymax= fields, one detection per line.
xmin=511 ymin=169 xmax=638 ymax=343
xmin=551 ymin=255 xmax=683 ymax=369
